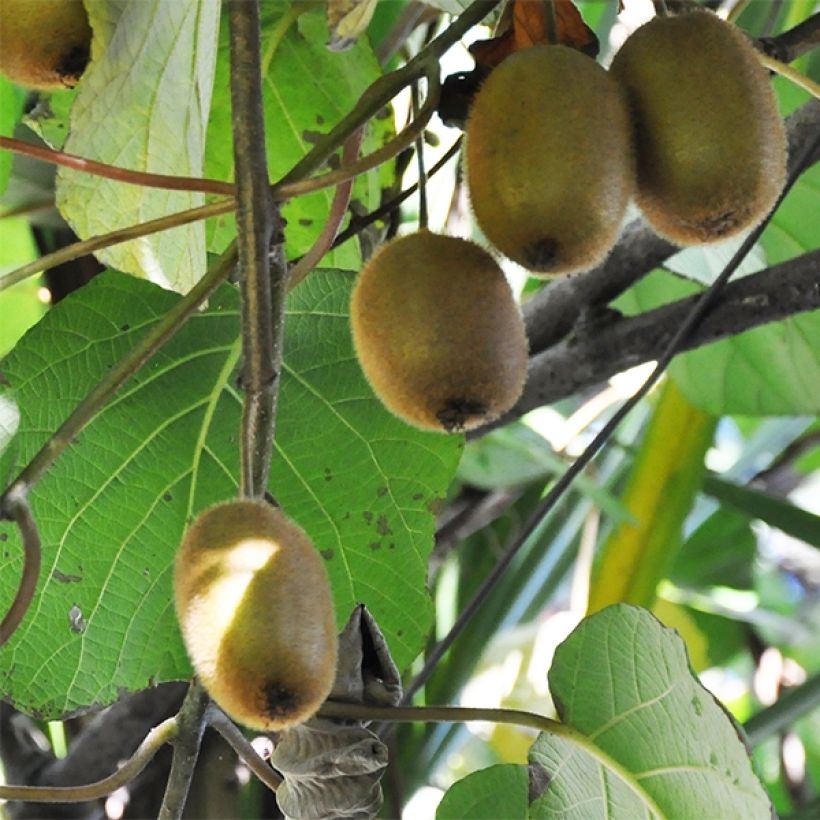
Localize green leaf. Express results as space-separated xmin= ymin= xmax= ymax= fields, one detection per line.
xmin=671 ymin=508 xmax=756 ymax=590
xmin=437 ymin=763 xmax=527 ymax=819
xmin=204 ymin=7 xmax=387 ymax=271
xmin=528 ymin=605 xmax=771 ymax=819
xmin=703 ymin=475 xmax=820 ymax=550
xmin=0 ymin=76 xmax=25 ymax=195
xmin=617 ymin=268 xmax=820 ymax=416
xmin=55 ymin=1 xmax=220 ymax=291
xmin=0 ymin=270 xmax=460 ymax=718
xmin=0 ymin=218 xmax=43 ymax=359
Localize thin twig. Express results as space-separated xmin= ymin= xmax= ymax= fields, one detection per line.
xmin=0 ymin=245 xmax=237 ymax=500
xmin=0 ymin=136 xmax=235 ymax=195
xmin=288 ymin=127 xmax=365 ymax=289
xmin=0 ymin=198 xmax=234 ymax=294
xmin=758 ymin=52 xmax=820 ymax=99
xmin=744 ymin=672 xmax=820 ymax=746
xmin=0 ymin=716 xmax=177 ymax=802
xmin=206 ymin=706 xmax=282 ymax=793
xmin=271 ymin=67 xmax=441 ymax=204
xmin=318 ymin=701 xmax=665 ymax=817
xmin=410 ymin=83 xmax=429 ymax=230
xmin=280 ymin=0 xmax=499 ymax=186
xmin=0 ymin=490 xmax=41 ymax=647
xmin=329 ymin=137 xmax=463 ymax=252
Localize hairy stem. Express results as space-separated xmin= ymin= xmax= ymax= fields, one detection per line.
xmin=230 ymin=0 xmax=284 ymax=499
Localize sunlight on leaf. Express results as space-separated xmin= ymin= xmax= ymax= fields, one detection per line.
xmin=56 ymin=1 xmax=220 ymax=291
xmin=529 ymin=605 xmax=772 ymax=819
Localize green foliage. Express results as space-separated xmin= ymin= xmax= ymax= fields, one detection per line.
xmin=205 ymin=6 xmax=388 ymax=271
xmin=0 ymin=271 xmax=459 ymax=716
xmin=0 ymin=1 xmax=818 ymax=815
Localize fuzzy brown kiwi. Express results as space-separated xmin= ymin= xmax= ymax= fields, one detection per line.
xmin=350 ymin=231 xmax=528 ymax=433
xmin=174 ymin=499 xmax=337 ymax=731
xmin=465 ymin=45 xmax=635 ymax=276
xmin=610 ymin=10 xmax=787 ymax=245
xmin=0 ymin=0 xmax=91 ymax=90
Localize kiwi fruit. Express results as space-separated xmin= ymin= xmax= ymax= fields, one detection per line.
xmin=610 ymin=10 xmax=787 ymax=245
xmin=350 ymin=231 xmax=528 ymax=433
xmin=465 ymin=45 xmax=635 ymax=275
xmin=0 ymin=0 xmax=91 ymax=90
xmin=174 ymin=499 xmax=337 ymax=731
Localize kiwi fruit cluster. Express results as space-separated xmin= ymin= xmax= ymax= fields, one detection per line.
xmin=461 ymin=9 xmax=786 ymax=272
xmin=0 ymin=0 xmax=92 ymax=90
xmin=350 ymin=231 xmax=528 ymax=433
xmin=174 ymin=499 xmax=337 ymax=731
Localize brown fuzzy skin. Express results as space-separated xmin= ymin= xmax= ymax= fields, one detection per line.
xmin=0 ymin=0 xmax=91 ymax=90
xmin=611 ymin=10 xmax=787 ymax=245
xmin=174 ymin=500 xmax=337 ymax=731
xmin=465 ymin=45 xmax=635 ymax=276
xmin=350 ymin=231 xmax=528 ymax=432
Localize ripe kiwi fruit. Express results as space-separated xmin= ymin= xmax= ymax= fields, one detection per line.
xmin=610 ymin=10 xmax=787 ymax=245
xmin=174 ymin=499 xmax=337 ymax=731
xmin=465 ymin=45 xmax=635 ymax=275
xmin=350 ymin=231 xmax=528 ymax=433
xmin=0 ymin=0 xmax=91 ymax=90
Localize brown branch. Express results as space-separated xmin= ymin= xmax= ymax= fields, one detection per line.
xmin=157 ymin=682 xmax=209 ymax=820
xmin=0 ymin=491 xmax=41 ymax=647
xmin=759 ymin=11 xmax=820 ymax=64
xmin=515 ymin=250 xmax=820 ymax=418
xmin=522 ymin=98 xmax=820 ymax=356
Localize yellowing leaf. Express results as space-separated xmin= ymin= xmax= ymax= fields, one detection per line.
xmin=588 ymin=379 xmax=717 ymax=613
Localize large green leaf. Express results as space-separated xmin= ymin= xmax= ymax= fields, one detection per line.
xmin=0 ymin=270 xmax=460 ymax=718
xmin=204 ymin=6 xmax=387 ymax=272
xmin=55 ymin=1 xmax=220 ymax=291
xmin=528 ymin=605 xmax=771 ymax=819
xmin=436 ymin=763 xmax=527 ymax=819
